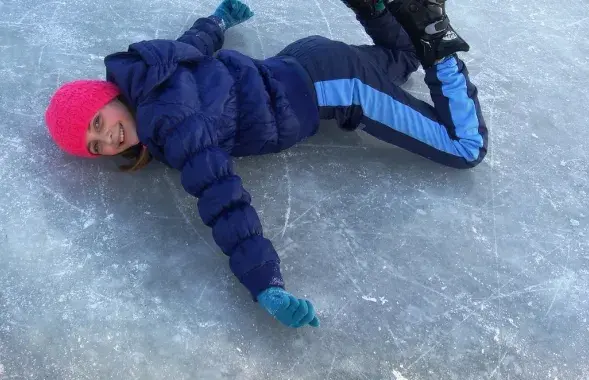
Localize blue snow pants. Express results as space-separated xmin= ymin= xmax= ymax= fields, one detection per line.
xmin=278 ymin=12 xmax=488 ymax=169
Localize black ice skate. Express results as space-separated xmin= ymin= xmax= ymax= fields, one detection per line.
xmin=387 ymin=0 xmax=470 ymax=67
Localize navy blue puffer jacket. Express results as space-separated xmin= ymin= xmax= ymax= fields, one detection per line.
xmin=103 ymin=17 xmax=319 ymax=299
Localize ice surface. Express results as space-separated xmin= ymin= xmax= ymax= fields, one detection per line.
xmin=1 ymin=0 xmax=589 ymax=379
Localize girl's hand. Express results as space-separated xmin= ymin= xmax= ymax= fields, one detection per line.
xmin=213 ymin=0 xmax=254 ymax=30
xmin=257 ymin=287 xmax=320 ymax=328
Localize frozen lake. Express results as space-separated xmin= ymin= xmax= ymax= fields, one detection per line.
xmin=1 ymin=0 xmax=588 ymax=379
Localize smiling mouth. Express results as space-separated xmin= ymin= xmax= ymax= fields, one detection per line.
xmin=118 ymin=123 xmax=125 ymax=147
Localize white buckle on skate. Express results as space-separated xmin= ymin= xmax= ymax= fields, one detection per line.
xmin=443 ymin=30 xmax=458 ymax=41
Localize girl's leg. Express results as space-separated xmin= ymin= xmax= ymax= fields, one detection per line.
xmin=312 ymin=50 xmax=487 ymax=169
xmin=358 ymin=55 xmax=487 ymax=168
xmin=278 ymin=12 xmax=487 ymax=169
xmin=334 ymin=3 xmax=487 ymax=168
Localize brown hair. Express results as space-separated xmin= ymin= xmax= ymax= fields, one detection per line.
xmin=118 ymin=144 xmax=153 ymax=172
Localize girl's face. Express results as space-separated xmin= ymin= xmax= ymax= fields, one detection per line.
xmin=86 ymin=99 xmax=139 ymax=156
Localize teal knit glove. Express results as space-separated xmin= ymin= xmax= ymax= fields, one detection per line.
xmin=258 ymin=287 xmax=320 ymax=328
xmin=212 ymin=0 xmax=254 ymax=31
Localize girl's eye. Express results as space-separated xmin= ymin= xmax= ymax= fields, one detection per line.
xmin=93 ymin=142 xmax=100 ymax=154
xmin=94 ymin=115 xmax=101 ymax=131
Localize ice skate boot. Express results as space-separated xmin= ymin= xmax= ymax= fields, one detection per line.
xmin=386 ymin=0 xmax=470 ymax=67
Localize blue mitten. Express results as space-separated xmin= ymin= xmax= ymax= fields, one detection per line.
xmin=212 ymin=0 xmax=254 ymax=31
xmin=258 ymin=287 xmax=320 ymax=328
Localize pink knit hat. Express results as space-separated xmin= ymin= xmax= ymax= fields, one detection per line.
xmin=45 ymin=80 xmax=121 ymax=158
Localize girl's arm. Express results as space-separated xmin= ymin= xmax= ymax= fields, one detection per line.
xmin=177 ymin=0 xmax=254 ymax=56
xmin=141 ymin=109 xmax=285 ymax=300
xmin=177 ymin=17 xmax=224 ymax=56
xmin=139 ymin=107 xmax=318 ymax=328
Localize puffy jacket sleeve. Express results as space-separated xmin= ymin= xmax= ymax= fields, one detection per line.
xmin=144 ymin=110 xmax=285 ymax=300
xmin=176 ymin=17 xmax=225 ymax=56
